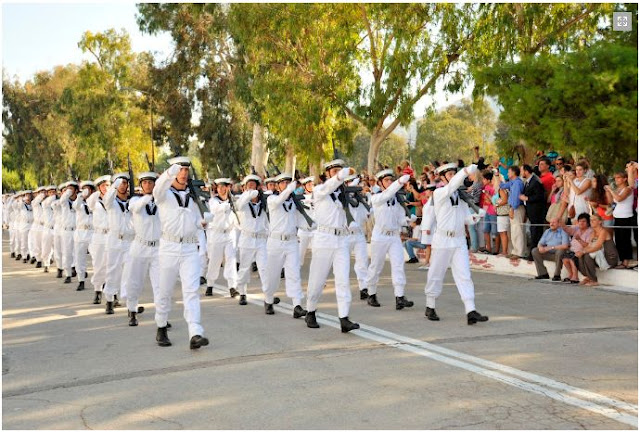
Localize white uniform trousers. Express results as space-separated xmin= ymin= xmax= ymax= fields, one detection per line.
xmin=198 ymin=230 xmax=207 ymax=278
xmin=53 ymin=233 xmax=63 ymax=270
xmin=89 ymin=240 xmax=108 ymax=291
xmin=306 ymin=244 xmax=352 ymax=318
xmin=31 ymin=227 xmax=42 ymax=261
xmin=424 ymin=246 xmax=476 ymax=313
xmin=104 ymin=241 xmax=131 ymax=301
xmin=264 ymin=239 xmax=304 ymax=306
xmin=237 ymin=244 xmax=268 ymax=295
xmin=298 ymin=230 xmax=313 ymax=266
xmin=125 ymin=252 xmax=159 ymax=313
xmin=74 ymin=240 xmax=90 ymax=282
xmin=41 ymin=230 xmax=54 ymax=267
xmin=348 ymin=233 xmax=369 ymax=291
xmin=366 ymin=235 xmax=407 ymax=297
xmin=27 ymin=226 xmax=36 ymax=258
xmin=61 ymin=230 xmax=75 ymax=277
xmin=206 ymin=239 xmax=238 ymax=289
xmin=19 ymin=228 xmax=30 ymax=257
xmin=9 ymin=228 xmax=17 ymax=254
xmin=155 ymin=252 xmax=203 ymax=338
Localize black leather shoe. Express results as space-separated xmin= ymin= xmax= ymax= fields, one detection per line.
xmin=166 ymin=322 xmax=172 ymax=329
xmin=239 ymin=295 xmax=247 ymax=305
xmin=105 ymin=301 xmax=114 ymax=315
xmin=15 ymin=254 xmax=22 ymax=261
xmin=44 ymin=266 xmax=49 ymax=273
xmin=156 ymin=327 xmax=172 ymax=347
xmin=406 ymin=257 xmax=419 ymax=264
xmin=281 ymin=269 xmax=285 ymax=279
xmin=76 ymin=281 xmax=85 ymax=291
xmin=84 ymin=272 xmax=88 ymax=279
xmin=200 ymin=276 xmax=207 ymax=286
xmin=264 ymin=302 xmax=274 ymax=315
xmin=467 ymin=310 xmax=489 ymax=325
xmin=56 ymin=269 xmax=63 ymax=278
xmin=22 ymin=258 xmax=28 ymax=263
xmin=425 ymin=307 xmax=440 ymax=321
xmin=293 ymin=305 xmax=307 ymax=319
xmin=205 ymin=287 xmax=213 ymax=296
xmin=273 ymin=297 xmax=280 ymax=305
xmin=339 ymin=316 xmax=360 ymax=333
xmin=535 ymin=274 xmax=550 ymax=280
xmin=137 ymin=306 xmax=145 ymax=314
xmin=128 ymin=312 xmax=138 ymax=326
xmin=552 ymin=276 xmax=562 ymax=282
xmin=229 ymin=288 xmax=239 ymax=298
xmin=305 ymin=311 xmax=320 ymax=328
xmin=93 ymin=291 xmax=102 ymax=304
xmin=395 ymin=296 xmax=414 ymax=310
xmin=71 ymin=267 xmax=77 ymax=277
xmin=367 ymin=294 xmax=381 ymax=307
xmin=35 ymin=261 xmax=42 ymax=268
xmin=64 ymin=276 xmax=71 ymax=284
xmin=360 ymin=288 xmax=369 ymax=300
xmin=251 ymin=262 xmax=258 ymax=272
xmin=113 ymin=295 xmax=121 ymax=307
xmin=26 ymin=254 xmax=31 ymax=261
xmin=190 ymin=335 xmax=209 ymax=350
xmin=10 ymin=252 xmax=15 ymax=258
xmin=30 ymin=257 xmax=37 ymax=264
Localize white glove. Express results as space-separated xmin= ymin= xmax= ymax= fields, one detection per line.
xmin=477 ymin=208 xmax=487 ymax=218
xmin=113 ymin=178 xmax=123 ymax=189
xmin=337 ymin=167 xmax=351 ymax=181
xmin=409 ymin=214 xmax=418 ymax=223
xmin=139 ymin=194 xmax=153 ymax=206
xmin=287 ymin=180 xmax=298 ymax=192
xmin=81 ymin=189 xmax=89 ymax=199
xmin=202 ymin=212 xmax=213 ymax=223
xmin=167 ymin=164 xmax=181 ymax=177
xmin=398 ymin=174 xmax=411 ymax=185
xmin=248 ymin=190 xmax=259 ymax=200
xmin=348 ymin=178 xmax=360 ymax=187
xmin=466 ymin=164 xmax=478 ymax=175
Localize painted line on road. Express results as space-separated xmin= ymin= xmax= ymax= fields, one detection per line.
xmin=211 ymin=285 xmax=638 ymax=428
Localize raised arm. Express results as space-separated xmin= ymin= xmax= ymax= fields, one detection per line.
xmin=153 ymin=165 xmax=181 ymax=204
xmin=435 ymin=165 xmax=477 ymax=206
xmin=314 ymin=167 xmax=351 ymax=199
xmin=371 ymin=175 xmax=408 ymax=206
xmin=235 ymin=189 xmax=259 ymax=209
xmin=129 ymin=194 xmax=153 ymax=213
xmin=268 ymin=181 xmax=297 ymax=209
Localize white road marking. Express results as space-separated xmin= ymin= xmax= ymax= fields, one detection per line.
xmin=211 ymin=285 xmax=638 ymax=428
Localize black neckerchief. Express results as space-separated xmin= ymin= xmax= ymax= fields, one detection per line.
xmin=116 ymin=196 xmax=129 ymax=213
xmin=145 ymin=197 xmax=157 ymax=215
xmin=450 ymin=191 xmax=459 ymax=207
xmin=83 ymin=201 xmax=91 ymax=215
xmin=282 ymin=196 xmax=293 ymax=212
xmin=249 ymin=200 xmax=262 ymax=218
xmin=170 ymin=187 xmax=190 ymax=208
xmin=98 ymin=196 xmax=106 ymax=211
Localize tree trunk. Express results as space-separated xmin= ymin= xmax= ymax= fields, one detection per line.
xmin=284 ymin=143 xmax=295 ymax=174
xmin=367 ymin=129 xmax=385 ymax=175
xmin=250 ymin=123 xmax=267 ymax=176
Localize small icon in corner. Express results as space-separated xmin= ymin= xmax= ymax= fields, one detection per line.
xmin=613 ymin=12 xmax=632 ymax=32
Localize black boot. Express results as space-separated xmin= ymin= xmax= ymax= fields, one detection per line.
xmin=56 ymin=268 xmax=63 ymax=278
xmin=30 ymin=257 xmax=36 ymax=264
xmin=200 ymin=276 xmax=207 ymax=285
xmin=238 ymin=294 xmax=247 ymax=305
xmin=26 ymin=254 xmax=31 ymax=261
xmin=305 ymin=311 xmax=320 ymax=328
xmin=113 ymin=295 xmax=121 ymax=307
xmin=10 ymin=252 xmax=15 ymax=258
xmin=44 ymin=266 xmax=49 ymax=273
xmin=273 ymin=297 xmax=280 ymax=304
xmin=15 ymin=254 xmax=22 ymax=261
xmin=229 ymin=288 xmax=239 ymax=298
xmin=71 ymin=267 xmax=77 ymax=277
xmin=264 ymin=302 xmax=274 ymax=315
xmin=64 ymin=276 xmax=71 ymax=284
xmin=293 ymin=305 xmax=307 ymax=319
xmin=93 ymin=291 xmax=102 ymax=304
xmin=425 ymin=307 xmax=440 ymax=321
xmin=76 ymin=281 xmax=85 ymax=291
xmin=166 ymin=322 xmax=172 ymax=329
xmin=367 ymin=293 xmax=381 ymax=307
xmin=467 ymin=310 xmax=489 ymax=325
xmin=339 ymin=316 xmax=360 ymax=333
xmin=156 ymin=327 xmax=172 ymax=347
xmin=190 ymin=335 xmax=209 ymax=350
xmin=105 ymin=301 xmax=114 ymax=314
xmin=35 ymin=261 xmax=42 ymax=268
xmin=280 ymin=269 xmax=285 ymax=279
xmin=128 ymin=312 xmax=138 ymax=326
xmin=395 ymin=296 xmax=414 ymax=310
xmin=360 ymin=288 xmax=369 ymax=300
xmin=205 ymin=287 xmax=213 ymax=296
xmin=251 ymin=262 xmax=258 ymax=272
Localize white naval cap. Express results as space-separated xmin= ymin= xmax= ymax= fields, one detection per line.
xmin=44 ymin=185 xmax=57 ymax=191
xmin=300 ymin=176 xmax=315 ymax=185
xmin=66 ymin=180 xmax=79 ymax=189
xmin=167 ymin=156 xmax=192 ymax=167
xmin=111 ymin=172 xmax=130 ymax=182
xmin=80 ymin=181 xmax=96 ymax=189
xmin=264 ymin=177 xmax=276 ymax=184
xmin=137 ymin=171 xmax=159 ymax=182
xmin=94 ymin=175 xmax=111 ymax=186
xmin=23 ymin=190 xmax=32 ymax=195
xmin=344 ymin=174 xmax=358 ymax=183
xmin=241 ymin=174 xmax=262 ymax=186
xmin=275 ymin=172 xmax=293 ymax=182
xmin=57 ymin=182 xmax=68 ymax=190
xmin=323 ymin=159 xmax=346 ymax=171
xmin=214 ymin=177 xmax=233 ymax=185
xmin=375 ymin=169 xmax=395 ymax=181
xmin=434 ymin=162 xmax=458 ymax=175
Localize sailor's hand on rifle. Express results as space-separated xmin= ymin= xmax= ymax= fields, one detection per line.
xmin=286 ymin=180 xmax=298 ymax=193
xmin=248 ymin=190 xmax=259 ymax=200
xmin=138 ymin=194 xmax=153 ymax=206
xmin=167 ymin=164 xmax=181 ymax=177
xmin=398 ymin=174 xmax=411 ymax=185
xmin=201 ymin=212 xmax=213 ymax=227
xmin=476 ymin=208 xmax=487 ymax=218
xmin=337 ymin=167 xmax=351 ymax=181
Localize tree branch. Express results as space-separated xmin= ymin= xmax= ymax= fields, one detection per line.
xmin=528 ymin=5 xmax=596 ymax=54
xmin=360 ymin=4 xmax=380 ymax=82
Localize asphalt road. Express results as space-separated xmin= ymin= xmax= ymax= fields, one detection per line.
xmin=2 ymin=233 xmax=637 ymax=429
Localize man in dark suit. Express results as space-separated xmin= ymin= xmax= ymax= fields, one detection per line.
xmin=519 ymin=164 xmax=547 ymax=260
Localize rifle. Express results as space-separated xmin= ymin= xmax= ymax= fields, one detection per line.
xmin=457 ymin=187 xmax=482 ymax=213
xmin=107 ymin=156 xmax=115 ymax=176
xmin=187 ymin=165 xmax=210 ymax=218
xmin=251 ymin=164 xmax=269 ymax=220
xmin=127 ymin=153 xmax=136 ymax=198
xmin=395 ymin=190 xmax=413 ymax=218
xmin=144 ymin=153 xmax=153 ymax=171
xmin=344 ymin=185 xmax=371 ymax=212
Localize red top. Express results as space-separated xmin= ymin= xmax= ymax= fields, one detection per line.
xmin=539 ymin=172 xmax=555 ymax=193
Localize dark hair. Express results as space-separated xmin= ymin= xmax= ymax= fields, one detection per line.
xmin=522 ymin=164 xmax=533 ymax=174
xmin=482 ymin=171 xmax=493 ymax=181
xmin=457 ymin=159 xmax=465 ymax=168
xmin=591 ymin=174 xmax=608 ymax=205
xmin=563 ymin=164 xmax=573 ymax=172
xmin=508 ymin=165 xmax=521 ymax=177
xmin=576 ymin=161 xmax=589 ymax=171
xmin=538 ymin=157 xmax=551 ymax=166
xmin=577 ymin=213 xmax=591 ymax=224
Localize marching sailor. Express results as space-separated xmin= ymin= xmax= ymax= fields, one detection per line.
xmin=204 ymin=177 xmax=238 ymax=297
xmin=73 ymin=181 xmax=95 ymax=291
xmin=297 ymin=176 xmax=315 ymax=265
xmin=263 ymin=172 xmax=307 ymax=317
xmin=30 ymin=187 xmax=46 ymax=267
xmin=153 ymin=156 xmax=210 ymax=349
xmin=344 ymin=174 xmax=372 ymax=302
xmin=86 ymin=175 xmax=111 ymax=303
xmin=51 ymin=183 xmax=66 ymax=278
xmin=59 ymin=181 xmax=79 ymax=284
xmin=424 ymin=163 xmax=489 ymax=325
xmin=17 ymin=191 xmax=34 ymax=263
xmin=7 ymin=193 xmax=18 ymax=258
xmin=304 ymin=160 xmax=360 ymax=333
xmin=103 ymin=173 xmax=134 ymax=314
xmin=40 ymin=186 xmax=58 ymax=273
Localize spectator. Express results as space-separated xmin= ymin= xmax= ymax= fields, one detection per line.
xmin=420 ymin=188 xmax=436 ymax=269
xmin=554 ymin=157 xmax=566 ymax=173
xmin=532 ymin=217 xmax=570 ymax=281
xmin=546 ymin=175 xmax=568 ymax=223
xmin=404 ymin=218 xmax=425 ymax=264
xmin=588 ymin=174 xmax=614 ymax=234
xmin=626 ymin=161 xmax=638 ymax=244
xmin=479 ymin=171 xmax=498 ymax=254
xmin=467 ymin=170 xmax=484 ymax=253
xmin=560 ymin=213 xmax=594 ymax=284
xmin=500 ymin=166 xmax=526 ymax=259
xmin=491 ymin=171 xmax=510 ymax=256
xmin=607 ymin=171 xmax=635 ymax=268
xmin=495 ymin=154 xmax=514 ymax=180
xmin=566 ymin=162 xmax=592 ymax=223
xmin=400 ymin=160 xmax=415 ymax=178
xmin=576 ymin=214 xmax=620 ymax=286
xmin=537 ymin=157 xmax=555 ymax=198
xmin=520 ymin=164 xmax=547 ymax=260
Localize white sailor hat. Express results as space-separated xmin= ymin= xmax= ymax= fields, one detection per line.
xmin=167 ymin=156 xmax=191 ymax=167
xmin=111 ymin=172 xmax=130 ymax=182
xmin=242 ymin=174 xmax=262 ymax=186
xmin=214 ymin=178 xmax=233 ymax=185
xmin=34 ymin=186 xmax=44 ymax=193
xmin=275 ymin=172 xmax=293 ymax=182
xmin=66 ymin=180 xmax=79 ymax=189
xmin=423 ymin=183 xmax=438 ymax=190
xmin=58 ymin=182 xmax=68 ymax=190
xmin=44 ymin=185 xmax=57 ymax=191
xmin=323 ymin=159 xmax=346 ymax=171
xmin=434 ymin=162 xmax=458 ymax=175
xmin=137 ymin=171 xmax=159 ymax=182
xmin=375 ymin=169 xmax=395 ymax=181
xmin=95 ymin=175 xmax=111 ymax=186
xmin=23 ymin=190 xmax=32 ymax=195
xmin=80 ymin=180 xmax=96 ymax=189
xmin=264 ymin=177 xmax=276 ymax=184
xmin=300 ymin=176 xmax=315 ymax=185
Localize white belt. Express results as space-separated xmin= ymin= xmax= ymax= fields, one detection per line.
xmin=210 ymin=227 xmax=232 ymax=235
xmin=243 ymin=231 xmax=268 ymax=239
xmin=161 ymin=232 xmax=199 ymax=244
xmin=317 ymin=225 xmax=349 ymax=236
xmin=117 ymin=233 xmax=134 ymax=241
xmin=64 ymin=227 xmax=76 ymax=232
xmin=96 ymin=228 xmax=109 ymax=234
xmin=269 ymin=232 xmax=297 ymax=242
xmin=136 ymin=236 xmax=159 ymax=247
xmin=48 ymin=225 xmax=55 ymax=230
xmin=378 ymin=229 xmax=400 ymax=237
xmin=78 ymin=224 xmax=93 ymax=231
xmin=349 ymin=228 xmax=363 ymax=236
xmin=437 ymin=228 xmax=463 ymax=238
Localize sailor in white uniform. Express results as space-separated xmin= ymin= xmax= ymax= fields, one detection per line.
xmin=86 ymin=175 xmax=111 ymax=304
xmin=40 ymin=186 xmax=58 ymax=273
xmin=297 ymin=176 xmax=316 ymax=265
xmin=344 ymin=174 xmax=371 ymax=302
xmin=30 ymin=187 xmax=46 ymax=267
xmin=73 ymin=181 xmax=95 ymax=291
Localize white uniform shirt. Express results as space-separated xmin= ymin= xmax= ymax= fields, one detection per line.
xmin=206 ymin=195 xmax=236 ymax=242
xmin=58 ymin=190 xmax=77 ymax=231
xmin=432 ymin=166 xmax=477 ymax=248
xmin=311 ymin=174 xmax=349 ymax=248
xmin=103 ymin=184 xmax=134 ymax=242
xmin=236 ymin=190 xmax=269 ymax=249
xmin=42 ymin=196 xmax=56 ymax=229
xmin=297 ymin=191 xmax=315 ymax=231
xmin=370 ymin=180 xmax=406 ymax=238
xmin=87 ymin=192 xmax=109 ymax=236
xmin=73 ymin=195 xmax=93 ymax=242
xmin=129 ymin=194 xmax=161 ymax=257
xmin=267 ymin=182 xmax=298 ymax=236
xmin=31 ymin=194 xmax=45 ymax=226
xmin=18 ymin=199 xmax=34 ymax=230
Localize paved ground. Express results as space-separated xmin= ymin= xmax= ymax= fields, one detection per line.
xmin=2 ymin=233 xmax=638 ymax=429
